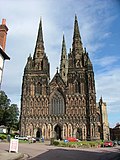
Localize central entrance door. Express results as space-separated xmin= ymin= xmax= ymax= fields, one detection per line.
xmin=54 ymin=124 xmax=62 ymax=140
xmin=76 ymin=128 xmax=82 ymax=140
xmin=36 ymin=128 xmax=42 ymax=141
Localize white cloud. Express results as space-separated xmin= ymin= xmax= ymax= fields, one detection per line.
xmin=96 ymin=68 xmax=120 ymax=114
xmin=94 ymin=56 xmax=120 ymax=67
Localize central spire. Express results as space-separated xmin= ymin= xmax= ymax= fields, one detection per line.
xmin=60 ymin=35 xmax=68 ymax=84
xmin=61 ymin=35 xmax=67 ymax=57
xmin=33 ymin=18 xmax=45 ymax=59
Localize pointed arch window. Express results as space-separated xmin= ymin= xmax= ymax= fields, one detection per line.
xmin=26 ymin=84 xmax=30 ymax=95
xmin=35 ymin=82 xmax=42 ymax=95
xmin=41 ymin=60 xmax=43 ymax=70
xmin=75 ymin=80 xmax=80 ymax=93
xmin=76 ymin=60 xmax=80 ymax=68
xmin=81 ymin=83 xmax=84 ymax=94
xmin=50 ymin=90 xmax=65 ymax=115
xmin=96 ymin=113 xmax=100 ymax=122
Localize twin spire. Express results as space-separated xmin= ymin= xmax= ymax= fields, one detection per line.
xmin=72 ymin=15 xmax=83 ymax=54
xmin=33 ymin=15 xmax=83 ymax=62
xmin=73 ymin=15 xmax=82 ymax=44
xmin=33 ymin=18 xmax=44 ymax=59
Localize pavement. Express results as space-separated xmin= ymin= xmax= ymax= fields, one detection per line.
xmin=0 ymin=141 xmax=28 ymax=160
xmin=0 ymin=152 xmax=25 ymax=160
xmin=0 ymin=142 xmax=120 ymax=160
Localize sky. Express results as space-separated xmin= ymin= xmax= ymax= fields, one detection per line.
xmin=0 ymin=0 xmax=120 ymax=128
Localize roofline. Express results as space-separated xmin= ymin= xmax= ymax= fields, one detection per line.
xmin=0 ymin=48 xmax=10 ymax=60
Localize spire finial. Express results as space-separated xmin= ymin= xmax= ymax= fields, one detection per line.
xmin=63 ymin=34 xmax=65 ymax=43
xmin=62 ymin=34 xmax=66 ymax=49
xmin=100 ymin=96 xmax=103 ymax=102
xmin=73 ymin=14 xmax=80 ymax=39
xmin=56 ymin=67 xmax=59 ymax=73
xmin=37 ymin=17 xmax=43 ymax=42
xmin=75 ymin=14 xmax=77 ymax=21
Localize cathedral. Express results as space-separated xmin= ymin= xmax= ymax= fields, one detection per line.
xmin=20 ymin=16 xmax=109 ymax=141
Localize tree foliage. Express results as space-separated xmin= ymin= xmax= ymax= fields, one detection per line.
xmin=0 ymin=90 xmax=19 ymax=132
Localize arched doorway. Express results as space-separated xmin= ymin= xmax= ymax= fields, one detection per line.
xmin=36 ymin=128 xmax=42 ymax=141
xmin=54 ymin=124 xmax=62 ymax=140
xmin=76 ymin=128 xmax=82 ymax=140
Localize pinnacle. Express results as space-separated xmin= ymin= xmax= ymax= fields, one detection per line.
xmin=75 ymin=14 xmax=77 ymax=21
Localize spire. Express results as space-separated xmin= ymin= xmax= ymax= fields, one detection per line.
xmin=100 ymin=96 xmax=103 ymax=103
xmin=72 ymin=15 xmax=83 ymax=55
xmin=33 ymin=18 xmax=45 ymax=59
xmin=60 ymin=35 xmax=68 ymax=84
xmin=61 ymin=34 xmax=67 ymax=57
xmin=73 ymin=15 xmax=82 ymax=42
xmin=37 ymin=18 xmax=43 ymax=43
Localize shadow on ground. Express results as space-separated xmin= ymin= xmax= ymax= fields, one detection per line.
xmin=30 ymin=148 xmax=120 ymax=160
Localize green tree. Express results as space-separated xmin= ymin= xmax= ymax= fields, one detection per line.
xmin=0 ymin=90 xmax=19 ymax=133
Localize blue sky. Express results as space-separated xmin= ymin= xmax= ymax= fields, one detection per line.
xmin=0 ymin=0 xmax=120 ymax=128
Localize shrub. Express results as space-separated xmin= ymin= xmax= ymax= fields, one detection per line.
xmin=53 ymin=141 xmax=60 ymax=146
xmin=52 ymin=140 xmax=103 ymax=148
xmin=0 ymin=134 xmax=7 ymax=140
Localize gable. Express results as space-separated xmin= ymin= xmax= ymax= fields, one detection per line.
xmin=50 ymin=72 xmax=66 ymax=93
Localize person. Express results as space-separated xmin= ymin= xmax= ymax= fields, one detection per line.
xmin=41 ymin=136 xmax=44 ymax=143
xmin=7 ymin=134 xmax=11 ymax=142
xmin=28 ymin=136 xmax=32 ymax=144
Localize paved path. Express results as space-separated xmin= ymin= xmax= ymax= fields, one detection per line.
xmin=0 ymin=142 xmax=120 ymax=160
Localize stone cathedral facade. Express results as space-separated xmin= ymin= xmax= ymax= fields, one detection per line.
xmin=20 ymin=16 xmax=109 ymax=141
